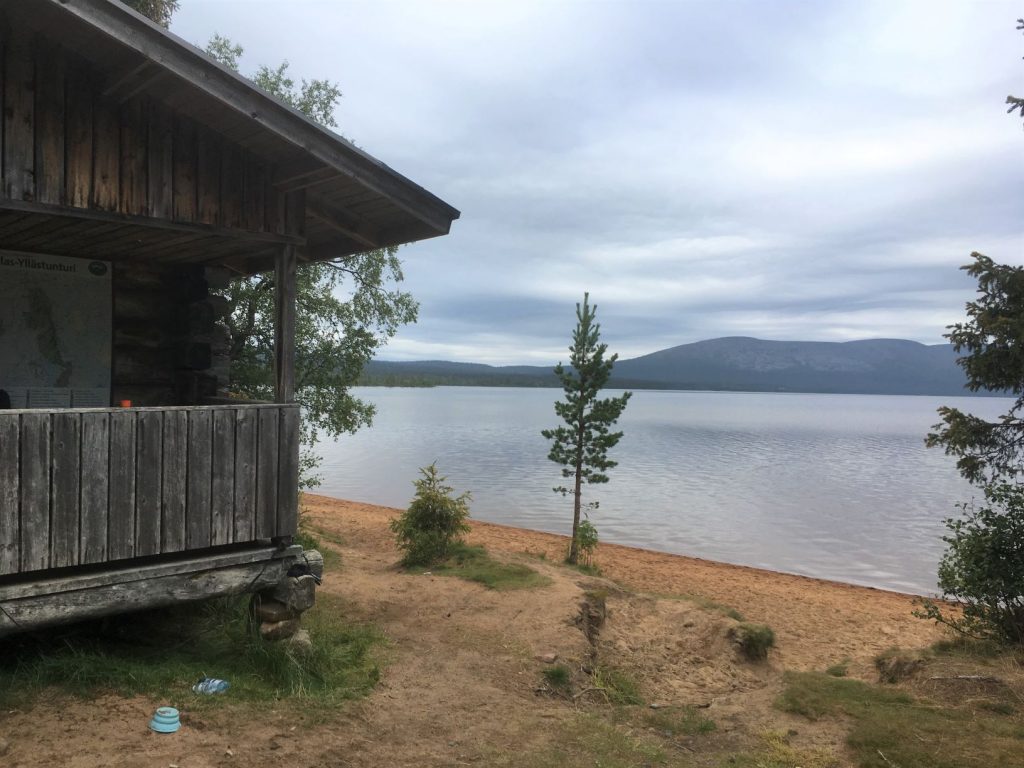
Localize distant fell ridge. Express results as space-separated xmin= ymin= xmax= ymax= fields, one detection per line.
xmin=363 ymin=337 xmax=984 ymax=396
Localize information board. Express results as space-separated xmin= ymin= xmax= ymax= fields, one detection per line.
xmin=0 ymin=252 xmax=112 ymax=408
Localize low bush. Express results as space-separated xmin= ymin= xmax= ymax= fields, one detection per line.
xmin=390 ymin=463 xmax=471 ymax=567
xmin=573 ymin=518 xmax=599 ymax=567
xmin=914 ymin=483 xmax=1024 ymax=646
xmin=874 ymin=647 xmax=925 ymax=684
xmin=730 ymin=622 xmax=775 ymax=661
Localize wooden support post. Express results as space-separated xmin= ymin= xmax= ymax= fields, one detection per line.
xmin=274 ymin=244 xmax=297 ymax=404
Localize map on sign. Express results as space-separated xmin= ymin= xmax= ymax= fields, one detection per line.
xmin=0 ymin=252 xmax=112 ymax=408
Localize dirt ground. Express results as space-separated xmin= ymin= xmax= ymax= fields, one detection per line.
xmin=0 ymin=495 xmax=946 ymax=768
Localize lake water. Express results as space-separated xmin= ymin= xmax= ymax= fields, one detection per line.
xmin=314 ymin=387 xmax=1012 ymax=595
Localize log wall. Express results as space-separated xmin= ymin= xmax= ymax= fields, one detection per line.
xmin=0 ymin=32 xmax=288 ymax=233
xmin=0 ymin=404 xmax=300 ymax=576
xmin=112 ymin=263 xmax=232 ymax=407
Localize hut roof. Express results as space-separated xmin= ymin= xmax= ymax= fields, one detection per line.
xmin=6 ymin=0 xmax=459 ymax=274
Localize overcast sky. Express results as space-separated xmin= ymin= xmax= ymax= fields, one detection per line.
xmin=173 ymin=1 xmax=1023 ymax=365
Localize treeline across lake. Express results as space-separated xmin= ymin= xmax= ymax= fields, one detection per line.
xmin=359 ymin=337 xmax=994 ymax=397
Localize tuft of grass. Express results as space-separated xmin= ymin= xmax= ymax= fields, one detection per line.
xmin=730 ymin=622 xmax=775 ymax=661
xmin=779 ymin=671 xmax=1024 ymax=767
xmin=542 ymin=664 xmax=572 ymax=690
xmin=641 ymin=705 xmax=716 ymax=737
xmin=726 ymin=730 xmax=839 ymax=768
xmin=0 ymin=592 xmax=382 ymax=711
xmin=434 ymin=544 xmax=552 ymax=590
xmin=591 ymin=665 xmax=643 ymax=706
xmin=825 ymin=661 xmax=849 ymax=677
xmin=874 ymin=646 xmax=925 ymax=683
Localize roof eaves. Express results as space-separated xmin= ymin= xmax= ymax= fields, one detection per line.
xmin=48 ymin=0 xmax=460 ymax=234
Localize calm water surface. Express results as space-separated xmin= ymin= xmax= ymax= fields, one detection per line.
xmin=315 ymin=387 xmax=1012 ymax=595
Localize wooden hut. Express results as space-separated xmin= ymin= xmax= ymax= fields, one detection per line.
xmin=0 ymin=0 xmax=459 ymax=636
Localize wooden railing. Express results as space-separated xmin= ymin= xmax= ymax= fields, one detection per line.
xmin=0 ymin=403 xmax=299 ymax=576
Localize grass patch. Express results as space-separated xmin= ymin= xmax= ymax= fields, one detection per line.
xmin=641 ymin=705 xmax=716 ymax=736
xmin=779 ymin=671 xmax=1024 ymax=767
xmin=498 ymin=713 xmax=667 ymax=768
xmin=825 ymin=661 xmax=849 ymax=677
xmin=295 ymin=521 xmax=344 ymax=571
xmin=433 ymin=544 xmax=552 ymax=590
xmin=592 ymin=665 xmax=643 ymax=706
xmin=931 ymin=635 xmax=1006 ymax=660
xmin=0 ymin=592 xmax=382 ymax=711
xmin=725 ymin=730 xmax=839 ymax=768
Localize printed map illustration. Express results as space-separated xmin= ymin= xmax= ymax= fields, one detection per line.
xmin=0 ymin=253 xmax=111 ymax=408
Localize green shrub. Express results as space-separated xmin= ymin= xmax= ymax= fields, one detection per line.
xmin=914 ymin=483 xmax=1024 ymax=646
xmin=730 ymin=622 xmax=775 ymax=661
xmin=574 ymin=518 xmax=599 ymax=567
xmin=390 ymin=463 xmax=471 ymax=567
xmin=542 ymin=664 xmax=572 ymax=689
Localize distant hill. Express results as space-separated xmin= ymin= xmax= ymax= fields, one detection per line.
xmin=361 ymin=337 xmax=988 ymax=396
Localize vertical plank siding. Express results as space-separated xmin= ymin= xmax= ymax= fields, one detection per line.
xmin=0 ymin=405 xmax=299 ymax=577
xmin=255 ymin=408 xmax=280 ymax=539
xmin=80 ymin=413 xmax=111 ymax=565
xmin=233 ymin=408 xmax=257 ymax=543
xmin=50 ymin=413 xmax=81 ymax=568
xmin=0 ymin=415 xmax=20 ymax=574
xmin=186 ymin=409 xmax=213 ymax=549
xmin=160 ymin=409 xmax=187 ymax=553
xmin=0 ymin=39 xmax=283 ymax=231
xmin=19 ymin=414 xmax=50 ymax=572
xmin=107 ymin=411 xmax=137 ymax=561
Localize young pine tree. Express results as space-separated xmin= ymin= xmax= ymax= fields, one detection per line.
xmin=542 ymin=294 xmax=631 ymax=565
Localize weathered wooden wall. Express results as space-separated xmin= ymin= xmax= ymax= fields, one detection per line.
xmin=112 ymin=263 xmax=232 ymax=407
xmin=0 ymin=404 xmax=300 ymax=577
xmin=0 ymin=33 xmax=288 ymax=233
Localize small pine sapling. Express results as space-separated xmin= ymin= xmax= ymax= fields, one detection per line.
xmin=390 ymin=463 xmax=471 ymax=567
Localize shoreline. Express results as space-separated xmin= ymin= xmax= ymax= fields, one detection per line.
xmin=303 ymin=493 xmax=947 ymax=669
xmin=456 ymin=515 xmax=937 ymax=600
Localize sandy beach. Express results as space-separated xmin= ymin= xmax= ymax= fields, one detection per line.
xmin=0 ymin=493 xmax=983 ymax=768
xmin=304 ymin=493 xmax=944 ymax=672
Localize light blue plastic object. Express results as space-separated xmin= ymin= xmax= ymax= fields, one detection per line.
xmin=192 ymin=677 xmax=230 ymax=694
xmin=149 ymin=706 xmax=181 ymax=734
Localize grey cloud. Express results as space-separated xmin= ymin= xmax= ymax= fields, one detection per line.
xmin=174 ymin=0 xmax=1024 ymax=365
